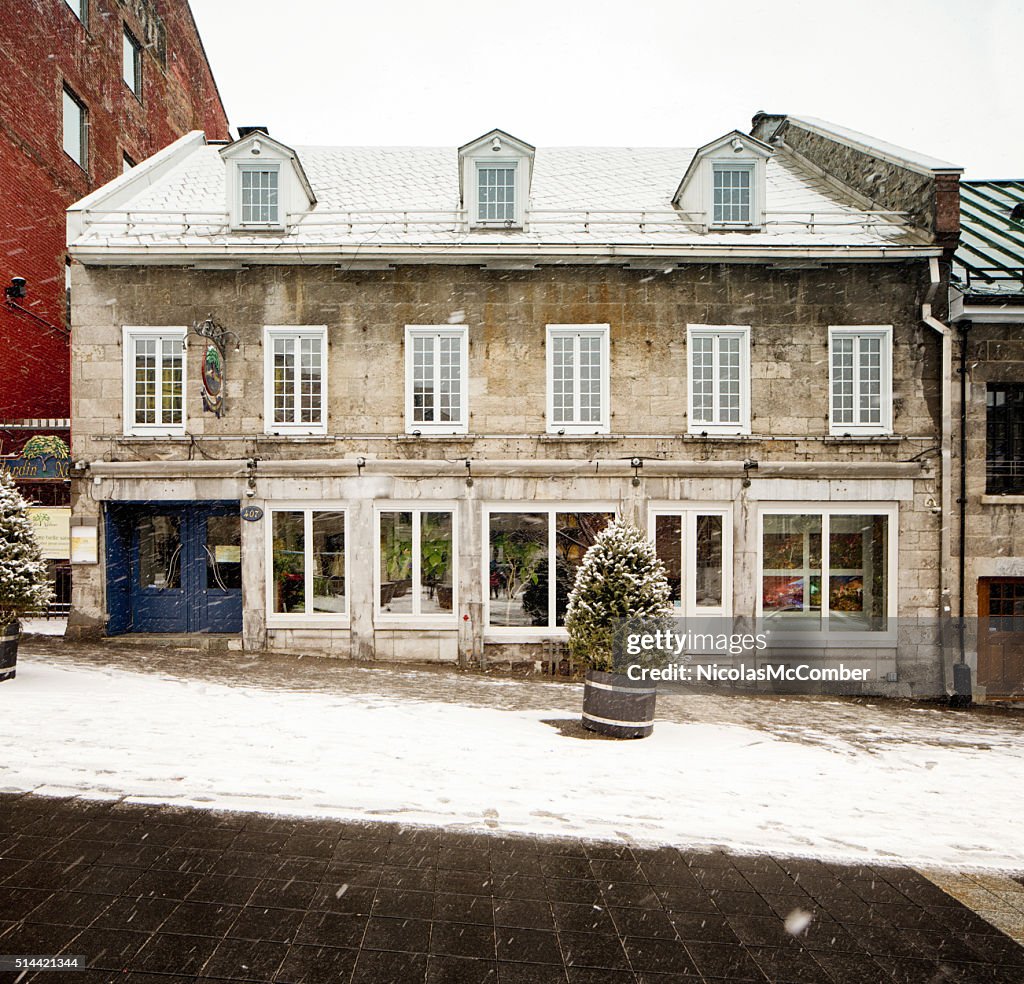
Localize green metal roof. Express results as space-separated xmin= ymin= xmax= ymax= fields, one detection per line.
xmin=954 ymin=180 xmax=1024 ymax=296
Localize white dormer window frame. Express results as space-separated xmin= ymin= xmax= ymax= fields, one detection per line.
xmin=711 ymin=161 xmax=755 ymax=227
xmin=459 ymin=131 xmax=534 ymax=230
xmin=232 ymin=161 xmax=282 ymax=230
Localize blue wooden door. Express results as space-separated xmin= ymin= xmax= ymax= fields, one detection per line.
xmin=122 ymin=504 xmax=242 ymax=634
xmin=130 ymin=511 xmax=188 ymax=632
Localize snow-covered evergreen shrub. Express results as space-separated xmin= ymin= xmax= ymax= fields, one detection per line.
xmin=0 ymin=472 xmax=52 ymax=625
xmin=566 ymin=518 xmax=672 ymax=672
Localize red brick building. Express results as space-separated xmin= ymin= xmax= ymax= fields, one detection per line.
xmin=0 ymin=0 xmax=229 ymax=447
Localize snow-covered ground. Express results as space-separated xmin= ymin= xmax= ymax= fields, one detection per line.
xmin=2 ymin=654 xmax=1023 ymax=872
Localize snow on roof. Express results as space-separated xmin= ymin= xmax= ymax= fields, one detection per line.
xmin=69 ymin=138 xmax=931 ymax=255
xmin=783 ymin=116 xmax=962 ymax=175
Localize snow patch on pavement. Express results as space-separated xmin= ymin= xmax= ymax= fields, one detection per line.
xmin=2 ymin=658 xmax=1021 ymax=871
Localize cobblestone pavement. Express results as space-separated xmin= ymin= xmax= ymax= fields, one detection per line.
xmin=19 ymin=636 xmax=1024 ymax=757
xmin=1 ymin=793 xmax=1023 ymax=984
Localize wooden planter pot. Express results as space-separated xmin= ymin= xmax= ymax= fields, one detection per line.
xmin=0 ymin=621 xmax=19 ymax=683
xmin=581 ymin=668 xmax=656 ymax=738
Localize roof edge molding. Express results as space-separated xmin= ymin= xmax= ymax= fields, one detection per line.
xmin=67 ymin=130 xmax=207 ymax=243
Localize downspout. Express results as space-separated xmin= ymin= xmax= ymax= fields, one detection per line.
xmin=922 ymin=257 xmax=972 ymax=705
xmin=921 ymin=257 xmax=953 ymax=624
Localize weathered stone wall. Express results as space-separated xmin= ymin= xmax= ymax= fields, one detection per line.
xmin=773 ymin=122 xmax=939 ymax=238
xmin=66 ymin=259 xmax=949 ymax=693
xmin=71 ymin=262 xmax=940 ymax=462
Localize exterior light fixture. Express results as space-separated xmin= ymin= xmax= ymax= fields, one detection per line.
xmin=731 ymin=137 xmax=744 ymax=153
xmin=491 ymin=137 xmax=502 ymax=152
xmin=4 ymin=276 xmax=26 ymax=299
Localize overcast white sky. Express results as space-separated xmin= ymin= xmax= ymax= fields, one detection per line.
xmin=190 ymin=0 xmax=1023 ymax=179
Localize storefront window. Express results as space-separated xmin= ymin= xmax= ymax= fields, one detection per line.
xmin=487 ymin=510 xmax=612 ymax=628
xmin=761 ymin=511 xmax=890 ymax=632
xmin=378 ymin=509 xmax=455 ymax=618
xmin=652 ymin=510 xmax=729 ymax=616
xmin=312 ymin=512 xmax=346 ymax=614
xmin=271 ymin=509 xmax=346 ymax=617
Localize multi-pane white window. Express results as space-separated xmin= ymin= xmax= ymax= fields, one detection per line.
xmin=687 ymin=325 xmax=751 ymax=435
xmin=377 ymin=507 xmax=457 ymax=620
xmin=405 ymin=326 xmax=468 ymax=434
xmin=123 ymin=28 xmax=142 ymax=97
xmin=651 ymin=507 xmax=732 ymax=618
xmin=239 ymin=165 xmax=280 ymax=225
xmin=712 ymin=163 xmax=753 ymax=225
xmin=264 ymin=327 xmax=327 ymax=434
xmin=476 ymin=164 xmax=517 ymax=223
xmin=122 ymin=327 xmax=186 ymax=435
xmin=268 ymin=507 xmax=347 ymax=623
xmin=828 ymin=326 xmax=892 ymax=435
xmin=62 ymin=86 xmax=86 ymax=168
xmin=546 ymin=325 xmax=610 ymax=434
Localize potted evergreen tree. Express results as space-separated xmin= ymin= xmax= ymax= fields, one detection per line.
xmin=566 ymin=519 xmax=672 ymax=738
xmin=0 ymin=472 xmax=52 ymax=681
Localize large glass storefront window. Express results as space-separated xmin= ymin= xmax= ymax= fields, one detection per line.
xmin=487 ymin=510 xmax=612 ymax=628
xmin=378 ymin=509 xmax=455 ymax=618
xmin=761 ymin=511 xmax=890 ymax=632
xmin=271 ymin=509 xmax=346 ymax=617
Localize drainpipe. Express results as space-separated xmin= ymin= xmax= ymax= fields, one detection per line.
xmin=921 ymin=257 xmax=969 ymax=704
xmin=953 ymin=321 xmax=972 ymax=708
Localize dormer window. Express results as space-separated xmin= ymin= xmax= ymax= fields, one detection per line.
xmin=459 ymin=129 xmax=534 ymax=229
xmin=673 ymin=130 xmax=772 ymax=233
xmin=712 ymin=163 xmax=753 ymax=225
xmin=219 ymin=130 xmax=316 ymax=233
xmin=239 ymin=163 xmax=280 ymax=225
xmin=477 ymin=162 xmax=517 ymax=223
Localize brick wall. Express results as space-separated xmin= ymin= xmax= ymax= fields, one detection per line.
xmin=0 ymin=0 xmax=228 ymax=438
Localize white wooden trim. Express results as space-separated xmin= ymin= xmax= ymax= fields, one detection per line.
xmin=403 ymin=326 xmax=469 ymax=434
xmin=482 ymin=502 xmax=618 ymax=633
xmin=755 ymin=502 xmax=899 ymax=644
xmin=230 ymin=160 xmax=284 ymax=230
xmin=263 ymin=326 xmax=328 ymax=436
xmin=647 ymin=504 xmax=734 ymax=618
xmin=686 ymin=324 xmax=751 ymax=436
xmin=265 ymin=503 xmax=349 ymax=628
xmin=121 ymin=326 xmax=187 ymax=437
xmin=373 ymin=504 xmax=458 ymax=624
xmin=545 ymin=324 xmax=611 ymax=435
xmin=828 ymin=325 xmax=893 ymax=436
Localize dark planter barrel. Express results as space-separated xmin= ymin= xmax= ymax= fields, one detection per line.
xmin=582 ymin=668 xmax=656 ymax=738
xmin=0 ymin=620 xmax=18 ymax=682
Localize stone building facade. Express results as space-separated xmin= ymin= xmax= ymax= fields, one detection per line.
xmin=66 ymin=115 xmax=963 ymax=695
xmin=950 ymin=180 xmax=1024 ymax=698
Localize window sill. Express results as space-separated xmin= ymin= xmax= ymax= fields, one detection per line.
xmin=541 ymin=431 xmax=612 ymax=440
xmin=683 ymin=433 xmax=754 ymax=442
xmin=981 ymin=494 xmax=1024 ymax=506
xmin=267 ymin=617 xmax=350 ymax=630
xmin=400 ymin=431 xmax=471 ymax=440
xmin=122 ymin=432 xmax=187 ymax=440
xmin=823 ymin=435 xmax=902 ymax=444
xmin=375 ymin=619 xmax=459 ymax=630
xmin=264 ymin=431 xmax=329 ymax=439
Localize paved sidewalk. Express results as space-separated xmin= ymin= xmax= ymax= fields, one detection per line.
xmin=1 ymin=794 xmax=1023 ymax=984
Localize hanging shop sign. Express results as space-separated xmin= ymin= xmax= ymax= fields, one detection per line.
xmin=1 ymin=456 xmax=71 ymax=481
xmin=27 ymin=507 xmax=71 ymax=560
xmin=240 ymin=505 xmax=264 ymax=522
xmin=201 ymin=343 xmax=225 ymax=417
